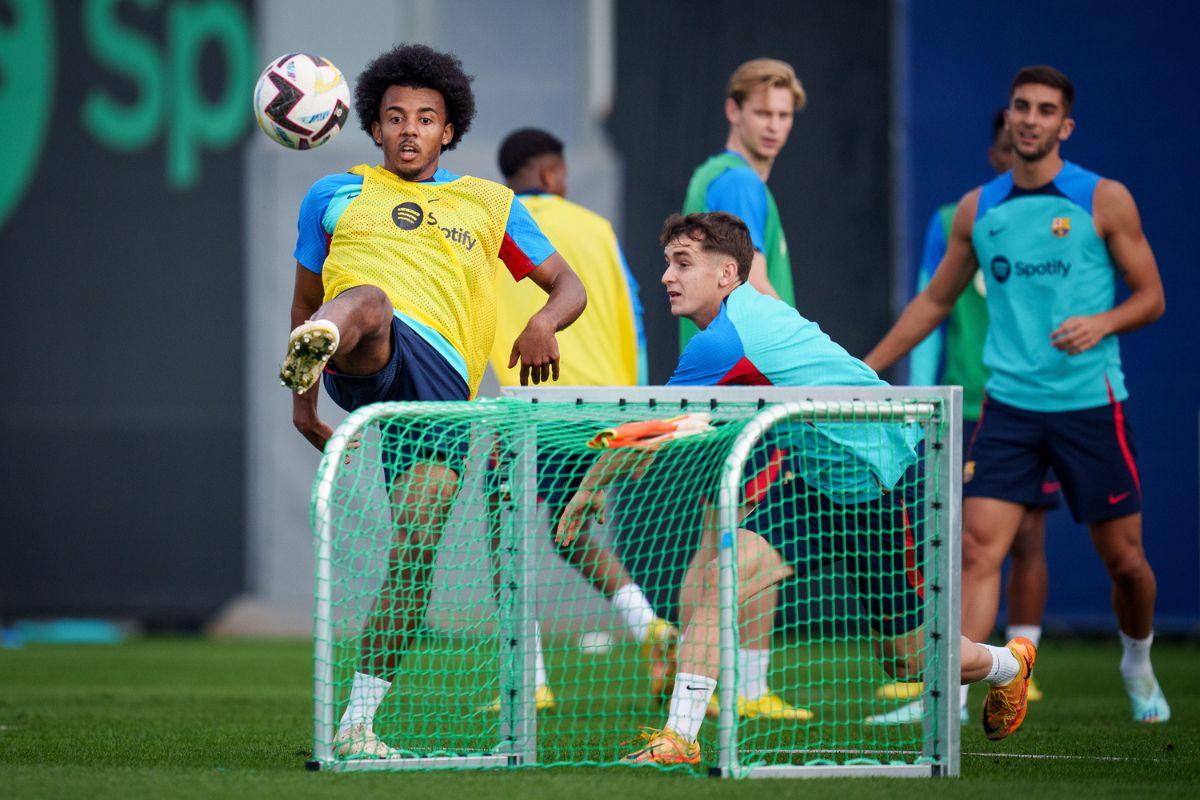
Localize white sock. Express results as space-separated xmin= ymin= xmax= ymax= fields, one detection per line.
xmin=666 ymin=672 xmax=717 ymax=742
xmin=338 ymin=672 xmax=391 ymax=734
xmin=1006 ymin=624 xmax=1042 ymax=649
xmin=738 ymin=648 xmax=771 ymax=699
xmin=534 ymin=621 xmax=549 ymax=688
xmin=982 ymin=643 xmax=1021 ymax=685
xmin=612 ymin=583 xmax=657 ymax=642
xmin=1119 ymin=630 xmax=1154 ymax=678
xmin=960 ymin=684 xmax=970 ymax=710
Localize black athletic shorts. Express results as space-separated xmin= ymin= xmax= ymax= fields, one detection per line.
xmin=963 ymin=395 xmax=1142 ymax=524
xmin=323 ymin=315 xmax=470 ymax=479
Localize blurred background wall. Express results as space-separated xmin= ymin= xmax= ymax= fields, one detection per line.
xmin=1 ymin=0 xmax=1195 ymax=634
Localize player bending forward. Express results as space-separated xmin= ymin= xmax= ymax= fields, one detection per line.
xmin=279 ymin=44 xmax=585 ymax=759
xmin=557 ymin=213 xmax=1036 ymax=765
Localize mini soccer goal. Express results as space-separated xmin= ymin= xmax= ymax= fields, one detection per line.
xmin=308 ymin=386 xmax=961 ymax=778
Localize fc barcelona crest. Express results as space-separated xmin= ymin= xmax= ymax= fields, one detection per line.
xmin=1051 ymin=216 xmax=1071 ymax=237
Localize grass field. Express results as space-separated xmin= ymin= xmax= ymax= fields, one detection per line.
xmin=0 ymin=637 xmax=1195 ymax=798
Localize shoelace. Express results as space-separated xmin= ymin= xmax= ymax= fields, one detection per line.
xmin=621 ymin=727 xmax=688 ymax=755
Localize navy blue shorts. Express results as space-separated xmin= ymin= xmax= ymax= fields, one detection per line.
xmin=742 ymin=469 xmax=925 ymax=637
xmin=323 ymin=315 xmax=470 ymax=476
xmin=963 ymin=420 xmax=1060 ymax=510
xmin=963 ymin=396 xmax=1142 ymax=524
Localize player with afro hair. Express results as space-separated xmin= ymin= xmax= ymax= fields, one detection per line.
xmin=354 ymin=43 xmax=476 ymax=150
xmin=282 ymin=42 xmax=586 ymax=761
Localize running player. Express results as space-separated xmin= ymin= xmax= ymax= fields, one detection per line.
xmin=279 ymin=44 xmax=586 ymax=759
xmin=871 ymin=109 xmax=1052 ymax=722
xmin=678 ymin=58 xmax=807 ymax=719
xmin=478 ymin=128 xmax=673 ymax=713
xmin=558 ymin=213 xmax=1037 ymax=765
xmin=865 ymin=66 xmax=1169 ymax=724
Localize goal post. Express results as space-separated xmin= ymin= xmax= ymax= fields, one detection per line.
xmin=308 ymin=386 xmax=961 ymax=778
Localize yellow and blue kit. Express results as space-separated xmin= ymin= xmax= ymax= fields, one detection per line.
xmin=294 ymin=164 xmax=557 ymax=400
xmin=489 ymin=192 xmax=645 ymax=387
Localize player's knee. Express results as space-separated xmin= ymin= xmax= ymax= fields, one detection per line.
xmin=1104 ymin=550 xmax=1151 ymax=586
xmin=962 ymin=525 xmax=1005 ymax=574
xmin=347 ymin=284 xmax=393 ymax=333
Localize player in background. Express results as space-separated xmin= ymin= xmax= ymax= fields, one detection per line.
xmin=678 ymin=57 xmax=808 ymax=721
xmin=479 ymin=128 xmax=673 ymax=713
xmin=280 ymin=44 xmax=586 ymax=759
xmin=865 ymin=66 xmax=1169 ymax=724
xmin=870 ymin=109 xmax=1051 ymax=723
xmin=681 ymin=57 xmax=805 ymax=349
xmin=557 ymin=213 xmax=1038 ymax=764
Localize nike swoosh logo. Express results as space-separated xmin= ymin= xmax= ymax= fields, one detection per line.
xmin=988 ymin=227 xmax=1006 ymax=236
xmin=685 ymin=685 xmax=709 ymax=691
xmin=1108 ymin=491 xmax=1131 ymax=505
xmin=1041 ymin=481 xmax=1061 ymax=494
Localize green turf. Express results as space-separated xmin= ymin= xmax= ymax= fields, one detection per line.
xmin=0 ymin=637 xmax=1195 ymax=798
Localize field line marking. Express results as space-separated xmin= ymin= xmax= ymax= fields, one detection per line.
xmin=748 ymin=748 xmax=1169 ymax=764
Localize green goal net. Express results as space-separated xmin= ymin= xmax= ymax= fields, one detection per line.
xmin=309 ymin=387 xmax=961 ymax=777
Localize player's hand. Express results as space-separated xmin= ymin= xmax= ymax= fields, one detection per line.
xmin=294 ymin=408 xmax=334 ymax=452
xmin=1051 ymin=314 xmax=1112 ymax=355
xmin=555 ymin=488 xmax=606 ymax=546
xmin=509 ymin=315 xmax=561 ymax=385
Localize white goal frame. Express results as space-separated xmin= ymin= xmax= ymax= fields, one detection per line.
xmin=308 ymin=385 xmax=961 ymax=778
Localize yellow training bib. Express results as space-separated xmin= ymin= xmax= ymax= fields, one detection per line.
xmin=321 ymin=164 xmax=513 ymax=396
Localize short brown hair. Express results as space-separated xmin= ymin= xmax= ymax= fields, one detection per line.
xmin=1010 ymin=65 xmax=1074 ymax=115
xmin=660 ymin=212 xmax=754 ymax=284
xmin=728 ymin=58 xmax=807 ymax=110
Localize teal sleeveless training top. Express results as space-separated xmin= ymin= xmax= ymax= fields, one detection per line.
xmin=972 ymin=161 xmax=1126 ymax=412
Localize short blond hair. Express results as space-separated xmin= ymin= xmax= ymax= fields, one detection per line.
xmin=727 ymin=58 xmax=806 ymax=110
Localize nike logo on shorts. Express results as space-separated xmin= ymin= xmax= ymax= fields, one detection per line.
xmin=1108 ymin=491 xmax=1131 ymax=505
xmin=988 ymin=227 xmax=1006 ymax=236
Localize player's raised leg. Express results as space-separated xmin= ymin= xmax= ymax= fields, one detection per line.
xmin=1089 ymin=512 xmax=1170 ymax=722
xmin=281 ymin=284 xmax=394 ymax=392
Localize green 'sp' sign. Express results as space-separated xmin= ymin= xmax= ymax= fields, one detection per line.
xmin=0 ymin=0 xmax=255 ymax=231
xmin=0 ymin=0 xmax=55 ymax=230
xmin=82 ymin=0 xmax=254 ymax=190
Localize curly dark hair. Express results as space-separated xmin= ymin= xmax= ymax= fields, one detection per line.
xmin=354 ymin=43 xmax=476 ymax=151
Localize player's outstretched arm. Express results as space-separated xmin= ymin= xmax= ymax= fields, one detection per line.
xmin=864 ymin=190 xmax=981 ymax=373
xmin=1050 ymin=180 xmax=1166 ymax=355
xmin=290 ymin=263 xmax=334 ymax=451
xmin=509 ymin=253 xmax=587 ymax=385
xmin=555 ymin=449 xmax=657 ymax=545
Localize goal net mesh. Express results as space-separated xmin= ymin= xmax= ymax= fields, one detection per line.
xmin=311 ymin=395 xmax=951 ymax=774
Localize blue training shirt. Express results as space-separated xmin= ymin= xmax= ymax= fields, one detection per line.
xmin=972 ymin=161 xmax=1127 ymax=412
xmin=669 ymin=284 xmax=918 ymax=503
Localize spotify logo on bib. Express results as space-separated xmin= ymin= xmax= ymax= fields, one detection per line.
xmin=392 ymin=202 xmax=424 ymax=230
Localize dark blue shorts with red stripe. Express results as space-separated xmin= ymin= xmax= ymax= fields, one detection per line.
xmin=742 ymin=463 xmax=925 ymax=637
xmin=963 ymin=395 xmax=1142 ymax=524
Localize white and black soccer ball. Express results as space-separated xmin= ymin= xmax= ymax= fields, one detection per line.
xmin=253 ymin=53 xmax=351 ymax=150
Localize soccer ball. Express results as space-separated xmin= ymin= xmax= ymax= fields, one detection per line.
xmin=253 ymin=53 xmax=351 ymax=150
